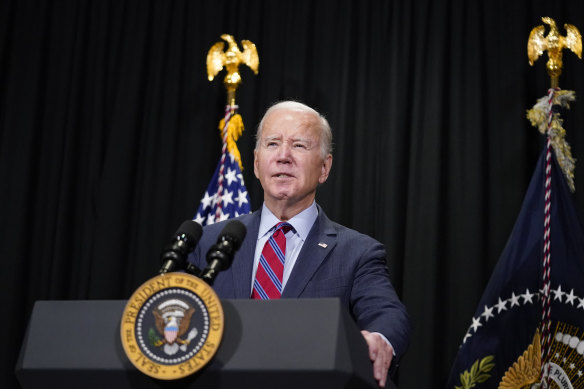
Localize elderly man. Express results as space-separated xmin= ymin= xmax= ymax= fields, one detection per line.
xmin=188 ymin=101 xmax=410 ymax=387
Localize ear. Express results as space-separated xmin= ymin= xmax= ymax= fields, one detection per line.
xmin=318 ymin=154 xmax=333 ymax=184
xmin=253 ymin=149 xmax=260 ymax=179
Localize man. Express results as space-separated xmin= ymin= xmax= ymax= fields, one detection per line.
xmin=188 ymin=101 xmax=410 ymax=387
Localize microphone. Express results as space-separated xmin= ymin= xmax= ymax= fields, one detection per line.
xmin=159 ymin=220 xmax=203 ymax=275
xmin=201 ymin=220 xmax=247 ymax=284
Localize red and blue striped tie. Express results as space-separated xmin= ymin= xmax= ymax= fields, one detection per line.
xmin=251 ymin=222 xmax=293 ymax=299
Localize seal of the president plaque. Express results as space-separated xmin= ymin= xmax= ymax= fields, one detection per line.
xmin=120 ymin=272 xmax=224 ymax=379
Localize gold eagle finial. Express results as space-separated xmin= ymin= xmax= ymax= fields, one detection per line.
xmin=527 ymin=17 xmax=582 ymax=88
xmin=206 ymin=34 xmax=259 ymax=106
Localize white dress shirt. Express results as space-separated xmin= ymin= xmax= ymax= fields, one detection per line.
xmin=250 ymin=201 xmax=318 ymax=294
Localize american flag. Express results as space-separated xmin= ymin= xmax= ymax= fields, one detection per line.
xmin=194 ymin=109 xmax=251 ymax=225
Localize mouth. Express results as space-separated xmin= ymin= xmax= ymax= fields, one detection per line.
xmin=273 ymin=173 xmax=294 ymax=178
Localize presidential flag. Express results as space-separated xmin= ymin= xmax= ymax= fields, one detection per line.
xmin=447 ymin=91 xmax=584 ymax=388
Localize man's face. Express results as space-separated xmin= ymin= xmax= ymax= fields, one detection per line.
xmin=254 ymin=109 xmax=332 ymax=213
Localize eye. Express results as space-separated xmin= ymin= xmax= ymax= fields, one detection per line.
xmin=293 ymin=142 xmax=308 ymax=149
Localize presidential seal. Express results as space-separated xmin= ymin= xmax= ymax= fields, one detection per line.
xmin=120 ymin=272 xmax=224 ymax=379
xmin=499 ymin=323 xmax=584 ymax=389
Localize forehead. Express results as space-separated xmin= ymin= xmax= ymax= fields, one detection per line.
xmin=261 ymin=109 xmax=321 ymax=140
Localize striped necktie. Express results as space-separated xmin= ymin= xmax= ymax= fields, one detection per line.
xmin=251 ymin=222 xmax=293 ymax=299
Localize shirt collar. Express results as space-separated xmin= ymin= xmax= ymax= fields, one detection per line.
xmin=259 ymin=202 xmax=318 ymax=241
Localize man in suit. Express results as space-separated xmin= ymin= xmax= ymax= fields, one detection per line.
xmin=188 ymin=101 xmax=410 ymax=388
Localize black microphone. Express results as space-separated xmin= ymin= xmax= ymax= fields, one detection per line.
xmin=201 ymin=220 xmax=247 ymax=285
xmin=159 ymin=220 xmax=203 ymax=275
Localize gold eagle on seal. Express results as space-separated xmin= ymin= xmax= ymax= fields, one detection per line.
xmin=498 ymin=330 xmax=541 ymax=389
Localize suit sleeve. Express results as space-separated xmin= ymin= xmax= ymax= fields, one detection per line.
xmin=350 ymin=238 xmax=411 ymax=360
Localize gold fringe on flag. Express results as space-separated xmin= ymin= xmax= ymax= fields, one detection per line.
xmin=527 ymin=90 xmax=577 ymax=192
xmin=219 ymin=113 xmax=245 ymax=171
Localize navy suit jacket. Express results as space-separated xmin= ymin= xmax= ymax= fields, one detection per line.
xmin=188 ymin=205 xmax=411 ymax=359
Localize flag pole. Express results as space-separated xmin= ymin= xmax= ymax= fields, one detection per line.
xmin=527 ymin=16 xmax=582 ymax=386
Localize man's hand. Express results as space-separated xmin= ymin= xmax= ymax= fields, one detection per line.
xmin=361 ymin=330 xmax=394 ymax=388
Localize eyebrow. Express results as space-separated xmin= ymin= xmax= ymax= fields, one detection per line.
xmin=262 ymin=135 xmax=313 ymax=142
xmin=262 ymin=135 xmax=282 ymax=142
xmin=291 ymin=137 xmax=312 ymax=144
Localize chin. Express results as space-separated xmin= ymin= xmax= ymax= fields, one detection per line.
xmin=268 ymin=185 xmax=294 ymax=198
xmin=273 ymin=192 xmax=292 ymax=200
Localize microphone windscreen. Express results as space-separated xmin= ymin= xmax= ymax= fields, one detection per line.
xmin=219 ymin=220 xmax=247 ymax=248
xmin=176 ymin=220 xmax=203 ymax=243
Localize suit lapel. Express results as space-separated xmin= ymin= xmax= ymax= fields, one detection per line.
xmin=230 ymin=210 xmax=261 ymax=298
xmin=282 ymin=206 xmax=337 ymax=298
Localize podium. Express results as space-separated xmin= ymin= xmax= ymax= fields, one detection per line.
xmin=16 ymin=298 xmax=394 ymax=389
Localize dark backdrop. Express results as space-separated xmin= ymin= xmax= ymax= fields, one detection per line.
xmin=2 ymin=1 xmax=584 ymax=388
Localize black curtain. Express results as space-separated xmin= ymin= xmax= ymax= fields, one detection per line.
xmin=2 ymin=1 xmax=584 ymax=388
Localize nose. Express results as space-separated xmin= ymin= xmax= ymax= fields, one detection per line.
xmin=276 ymin=141 xmax=292 ymax=162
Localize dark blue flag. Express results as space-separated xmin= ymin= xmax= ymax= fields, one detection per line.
xmin=446 ymin=147 xmax=584 ymax=388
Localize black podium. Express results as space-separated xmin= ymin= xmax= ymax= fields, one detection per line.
xmin=16 ymin=298 xmax=394 ymax=389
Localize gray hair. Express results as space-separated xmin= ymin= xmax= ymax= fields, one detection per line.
xmin=255 ymin=101 xmax=333 ymax=159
